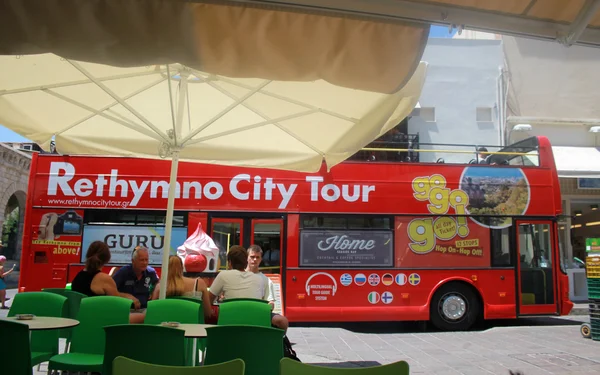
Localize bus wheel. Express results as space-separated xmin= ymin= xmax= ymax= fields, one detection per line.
xmin=430 ymin=282 xmax=480 ymax=331
xmin=581 ymin=323 xmax=592 ymax=339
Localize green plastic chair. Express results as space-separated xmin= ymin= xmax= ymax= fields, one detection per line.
xmin=167 ymin=295 xmax=208 ymax=322
xmin=204 ymin=325 xmax=284 ymax=375
xmin=48 ymin=296 xmax=132 ymax=374
xmin=280 ymin=358 xmax=410 ymax=375
xmin=103 ymin=324 xmax=186 ymax=375
xmin=0 ymin=319 xmax=33 ymax=375
xmin=145 ymin=299 xmax=203 ymax=366
xmin=7 ymin=292 xmax=68 ymax=367
xmin=217 ymin=299 xmax=272 ymax=327
xmin=42 ymin=288 xmax=87 ymax=352
xmin=113 ymin=356 xmax=245 ymax=375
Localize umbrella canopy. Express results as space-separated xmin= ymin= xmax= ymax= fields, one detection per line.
xmin=0 ymin=55 xmax=427 ymax=172
xmin=0 ymin=55 xmax=426 ymax=300
xmin=0 ymin=0 xmax=429 ymax=299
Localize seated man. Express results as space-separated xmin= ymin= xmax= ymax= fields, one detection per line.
xmin=246 ymin=244 xmax=289 ymax=333
xmin=209 ymin=245 xmax=267 ymax=302
xmin=112 ymin=246 xmax=159 ymax=310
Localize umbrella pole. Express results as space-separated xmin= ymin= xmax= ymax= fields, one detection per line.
xmin=158 ymin=150 xmax=180 ymax=300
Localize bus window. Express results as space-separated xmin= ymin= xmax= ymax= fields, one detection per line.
xmin=211 ymin=219 xmax=243 ymax=270
xmin=491 ymin=227 xmax=511 ymax=267
xmin=251 ymin=220 xmax=283 ymax=274
xmin=302 ymin=215 xmax=391 ymax=230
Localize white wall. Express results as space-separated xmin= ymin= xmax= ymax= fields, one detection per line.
xmin=409 ymin=38 xmax=504 ymax=163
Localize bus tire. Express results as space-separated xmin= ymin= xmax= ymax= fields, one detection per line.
xmin=430 ymin=282 xmax=480 ymax=331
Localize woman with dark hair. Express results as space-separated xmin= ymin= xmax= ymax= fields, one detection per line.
xmin=71 ymin=241 xmax=145 ymax=323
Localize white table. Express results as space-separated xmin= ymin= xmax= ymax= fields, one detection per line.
xmin=161 ymin=323 xmax=215 ymax=365
xmin=172 ymin=323 xmax=214 ymax=338
xmin=2 ymin=316 xmax=80 ymax=331
xmin=1 ymin=316 xmax=80 ymax=341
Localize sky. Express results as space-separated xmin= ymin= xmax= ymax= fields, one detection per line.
xmin=0 ymin=26 xmax=455 ymax=143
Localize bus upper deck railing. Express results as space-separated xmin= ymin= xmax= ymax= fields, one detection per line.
xmin=348 ymin=137 xmax=541 ymax=166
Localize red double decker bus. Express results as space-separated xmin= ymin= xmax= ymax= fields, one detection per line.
xmin=18 ymin=135 xmax=572 ymax=330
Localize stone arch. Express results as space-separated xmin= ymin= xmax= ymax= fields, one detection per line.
xmin=0 ymin=181 xmax=28 ymax=261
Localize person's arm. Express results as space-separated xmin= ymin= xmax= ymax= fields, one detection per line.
xmin=266 ymin=277 xmax=275 ymax=311
xmin=195 ymin=278 xmax=213 ymax=319
xmin=148 ymin=270 xmax=160 ymax=301
xmin=208 ymin=273 xmax=224 ymax=303
xmin=1 ymin=264 xmax=15 ymax=278
xmin=151 ymin=282 xmax=160 ymax=301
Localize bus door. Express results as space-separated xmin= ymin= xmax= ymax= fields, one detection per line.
xmin=516 ymin=220 xmax=559 ymax=315
xmin=250 ymin=219 xmax=284 ymax=275
xmin=209 ymin=216 xmax=284 ymax=273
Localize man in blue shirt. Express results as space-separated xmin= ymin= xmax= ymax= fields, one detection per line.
xmin=112 ymin=246 xmax=159 ymax=309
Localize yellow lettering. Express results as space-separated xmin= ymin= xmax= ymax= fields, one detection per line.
xmin=433 ymin=217 xmax=457 ymax=240
xmin=408 ymin=218 xmax=435 ymax=254
xmin=428 ymin=187 xmax=450 ymax=214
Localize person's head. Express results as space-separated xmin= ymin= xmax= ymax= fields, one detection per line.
xmin=477 ymin=147 xmax=488 ymax=160
xmin=167 ymin=255 xmax=185 ymax=296
xmin=0 ymin=255 xmax=6 ymax=265
xmin=85 ymin=241 xmax=111 ymax=272
xmin=247 ymin=244 xmax=263 ymax=273
xmin=227 ymin=245 xmax=248 ymax=271
xmin=132 ymin=246 xmax=149 ymax=274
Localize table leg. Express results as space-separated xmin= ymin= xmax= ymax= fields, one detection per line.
xmin=192 ymin=338 xmax=198 ymax=366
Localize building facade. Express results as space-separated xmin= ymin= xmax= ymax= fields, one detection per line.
xmin=407 ymin=38 xmax=504 ymax=164
xmin=403 ymin=34 xmax=600 ymax=301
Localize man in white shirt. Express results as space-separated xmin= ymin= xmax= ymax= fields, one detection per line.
xmin=246 ymin=244 xmax=289 ymax=333
xmin=209 ymin=245 xmax=268 ymax=302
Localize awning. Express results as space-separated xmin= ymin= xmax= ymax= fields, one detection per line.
xmin=268 ymin=0 xmax=600 ymax=47
xmin=552 ymin=146 xmax=600 ymax=178
xmin=0 ymin=0 xmax=429 ymax=94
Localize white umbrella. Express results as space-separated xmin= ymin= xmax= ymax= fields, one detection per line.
xmin=0 ymin=1 xmax=429 ymax=299
xmin=0 ymin=55 xmax=426 ymax=298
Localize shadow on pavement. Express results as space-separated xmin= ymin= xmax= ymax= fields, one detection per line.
xmin=307 ymin=361 xmax=382 ymax=368
xmin=290 ymin=316 xmax=587 ymax=334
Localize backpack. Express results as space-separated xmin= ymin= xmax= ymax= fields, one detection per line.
xmin=283 ymin=335 xmax=301 ymax=362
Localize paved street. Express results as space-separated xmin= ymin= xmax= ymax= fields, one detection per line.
xmin=2 ymin=289 xmax=599 ymax=374
xmin=287 ymin=316 xmax=600 ymax=374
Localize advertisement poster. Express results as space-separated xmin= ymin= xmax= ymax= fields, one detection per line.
xmin=395 ymin=216 xmax=491 ymax=267
xmin=300 ymin=230 xmax=393 ymax=267
xmin=395 ymin=168 xmax=530 ymax=267
xmin=30 ymin=208 xmax=84 ymax=262
xmin=266 ymin=274 xmax=284 ymax=315
xmin=460 ymin=167 xmax=530 ymax=229
xmin=81 ymin=225 xmax=187 ymax=264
